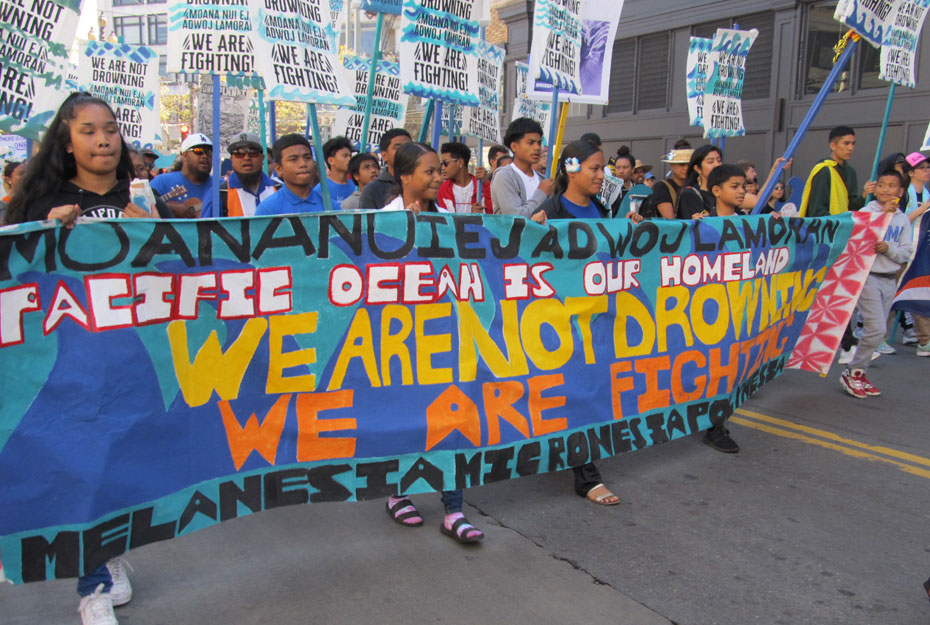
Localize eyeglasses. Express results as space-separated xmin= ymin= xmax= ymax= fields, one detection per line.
xmin=440 ymin=159 xmax=457 ymax=168
xmin=187 ymin=147 xmax=212 ymax=156
xmin=916 ymin=164 xmax=930 ymax=171
xmin=231 ymin=149 xmax=262 ymax=157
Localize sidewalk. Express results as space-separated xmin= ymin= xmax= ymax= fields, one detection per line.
xmin=1 ymin=498 xmax=671 ymax=625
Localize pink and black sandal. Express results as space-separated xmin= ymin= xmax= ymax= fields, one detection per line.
xmin=386 ymin=498 xmax=423 ymax=527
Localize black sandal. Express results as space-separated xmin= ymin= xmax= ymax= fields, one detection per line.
xmin=440 ymin=516 xmax=483 ymax=544
xmin=385 ymin=498 xmax=423 ymax=527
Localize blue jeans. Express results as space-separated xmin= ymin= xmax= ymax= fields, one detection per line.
xmin=440 ymin=489 xmax=463 ymax=514
xmin=76 ymin=564 xmax=111 ymax=597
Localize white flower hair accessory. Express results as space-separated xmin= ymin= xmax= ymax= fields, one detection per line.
xmin=564 ymin=157 xmax=581 ymax=173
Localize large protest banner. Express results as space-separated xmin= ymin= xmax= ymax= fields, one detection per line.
xmin=166 ymin=0 xmax=258 ymax=79
xmin=878 ymin=0 xmax=930 ymax=87
xmin=528 ymin=0 xmax=585 ymax=95
xmin=513 ymin=61 xmax=552 ymax=142
xmin=399 ymin=0 xmax=483 ymax=107
xmin=834 ymin=0 xmax=900 ymax=47
xmin=702 ymin=28 xmax=759 ymax=139
xmin=251 ymin=0 xmax=354 ymax=105
xmin=460 ymin=41 xmax=504 ymax=144
xmin=334 ymin=55 xmax=408 ymax=151
xmin=0 ymin=209 xmax=889 ymax=584
xmin=78 ymin=41 xmax=161 ymax=152
xmin=686 ymin=37 xmax=714 ymax=127
xmin=528 ymin=0 xmax=623 ymax=105
xmin=0 ymin=0 xmax=81 ymax=139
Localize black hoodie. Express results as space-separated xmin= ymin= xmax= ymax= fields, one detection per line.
xmin=26 ymin=179 xmax=172 ymax=222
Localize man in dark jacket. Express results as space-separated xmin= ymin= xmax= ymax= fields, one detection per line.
xmin=800 ymin=125 xmax=875 ymax=217
xmin=357 ymin=128 xmax=411 ymax=209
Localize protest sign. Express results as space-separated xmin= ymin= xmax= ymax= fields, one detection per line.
xmin=528 ymin=0 xmax=586 ymax=95
xmin=361 ymin=0 xmax=402 ymax=14
xmin=0 ymin=134 xmax=28 ymax=162
xmin=334 ymin=55 xmax=408 ymax=150
xmin=78 ymin=41 xmax=161 ymax=152
xmin=399 ymin=0 xmax=482 ymax=107
xmin=166 ymin=0 xmax=260 ymax=83
xmin=460 ymin=41 xmax=504 ymax=144
xmin=834 ymin=0 xmax=900 ymax=47
xmin=702 ymin=28 xmax=759 ymax=139
xmin=513 ymin=62 xmax=552 ymax=144
xmin=331 ymin=0 xmax=347 ymax=33
xmin=528 ymin=0 xmax=623 ymax=105
xmin=0 ymin=209 xmax=889 ymax=584
xmin=687 ymin=37 xmax=714 ymax=127
xmin=878 ymin=0 xmax=930 ymax=87
xmin=596 ymin=174 xmax=624 ymax=209
xmin=196 ymin=77 xmax=254 ymax=151
xmin=0 ymin=0 xmax=80 ymax=139
xmin=252 ymin=0 xmax=355 ymax=105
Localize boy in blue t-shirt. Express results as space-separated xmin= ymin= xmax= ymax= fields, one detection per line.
xmin=309 ymin=136 xmax=356 ymax=211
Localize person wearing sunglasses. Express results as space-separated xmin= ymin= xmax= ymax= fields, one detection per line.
xmin=201 ymin=133 xmax=279 ymax=217
xmin=151 ymin=133 xmax=215 ymax=218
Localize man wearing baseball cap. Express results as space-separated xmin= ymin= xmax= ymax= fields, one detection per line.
xmin=201 ymin=133 xmax=279 ymax=218
xmin=151 ymin=133 xmax=215 ymax=218
xmin=653 ymin=148 xmax=692 ymax=219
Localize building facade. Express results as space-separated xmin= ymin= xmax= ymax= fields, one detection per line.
xmin=496 ymin=0 xmax=930 ymax=184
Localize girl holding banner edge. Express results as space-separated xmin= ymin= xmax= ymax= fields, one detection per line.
xmin=2 ymin=91 xmax=170 ymax=625
xmin=532 ymin=139 xmax=643 ymax=506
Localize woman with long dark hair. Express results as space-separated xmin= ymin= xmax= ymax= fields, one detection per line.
xmin=610 ymin=145 xmax=636 ymax=216
xmin=676 ymin=144 xmax=722 ymax=219
xmin=382 ymin=141 xmax=487 ymax=543
xmin=5 ymin=92 xmax=169 ymax=227
xmin=533 ymin=139 xmax=640 ymax=506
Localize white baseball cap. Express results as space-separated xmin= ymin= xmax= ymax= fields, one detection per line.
xmin=180 ymin=133 xmax=212 ymax=153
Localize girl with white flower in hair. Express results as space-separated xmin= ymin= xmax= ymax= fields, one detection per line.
xmin=531 ymin=139 xmax=639 ymax=506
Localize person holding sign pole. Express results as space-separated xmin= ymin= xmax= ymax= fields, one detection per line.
xmin=151 ymin=133 xmax=215 ymax=218
xmin=799 ymin=126 xmax=875 ymax=217
xmin=201 ymin=133 xmax=280 ymax=218
xmin=255 ymin=135 xmax=321 ymax=216
xmin=357 ymin=128 xmax=412 ymax=209
xmin=2 ymin=91 xmax=176 ymax=625
xmin=309 ymin=136 xmax=357 ymax=211
xmin=380 ymin=142 xmax=486 ymax=543
xmin=491 ymin=117 xmax=553 ymax=219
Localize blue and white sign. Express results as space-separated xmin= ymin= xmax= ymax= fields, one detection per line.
xmin=528 ymin=0 xmax=586 ymax=95
xmin=702 ymin=28 xmax=758 ymax=139
xmin=878 ymin=0 xmax=930 ymax=87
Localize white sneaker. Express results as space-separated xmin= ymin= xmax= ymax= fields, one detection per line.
xmin=838 ymin=348 xmax=853 ymax=364
xmin=876 ymin=341 xmax=896 ymax=355
xmin=79 ymin=584 xmax=118 ymax=625
xmin=917 ymin=342 xmax=930 ymax=357
xmin=106 ymin=557 xmax=133 ymax=606
xmin=902 ymin=328 xmax=918 ymax=345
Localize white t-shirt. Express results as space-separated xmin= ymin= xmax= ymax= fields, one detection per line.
xmin=382 ymin=195 xmax=449 ymax=213
xmin=510 ymin=162 xmax=541 ymax=199
xmin=452 ymin=181 xmax=474 ymax=213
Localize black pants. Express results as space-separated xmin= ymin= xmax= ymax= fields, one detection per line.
xmin=572 ymin=462 xmax=603 ymax=497
xmin=841 ymin=321 xmax=859 ymax=351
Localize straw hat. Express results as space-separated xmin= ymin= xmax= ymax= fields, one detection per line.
xmin=660 ymin=149 xmax=693 ymax=164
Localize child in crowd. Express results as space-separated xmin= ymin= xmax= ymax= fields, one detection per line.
xmin=340 ymin=152 xmax=380 ymax=210
xmin=840 ymin=170 xmax=913 ymax=398
xmin=255 ymin=134 xmax=319 ymax=216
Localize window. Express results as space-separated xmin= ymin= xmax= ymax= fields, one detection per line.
xmin=857 ymin=43 xmax=883 ymax=89
xmin=147 ymin=14 xmax=167 ymax=45
xmin=113 ymin=16 xmax=144 ymax=45
xmin=803 ymin=3 xmax=849 ymax=94
xmin=636 ymin=33 xmax=669 ymax=110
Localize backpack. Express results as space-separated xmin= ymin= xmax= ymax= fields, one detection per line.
xmin=639 ymin=180 xmax=677 ymax=219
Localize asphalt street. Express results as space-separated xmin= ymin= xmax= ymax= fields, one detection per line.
xmin=3 ymin=333 xmax=929 ymax=625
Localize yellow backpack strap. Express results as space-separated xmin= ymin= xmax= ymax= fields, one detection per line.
xmin=799 ymin=159 xmax=838 ymax=217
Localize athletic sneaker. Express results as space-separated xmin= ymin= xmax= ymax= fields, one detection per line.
xmin=876 ymin=341 xmax=896 ymax=355
xmin=106 ymin=557 xmax=133 ymax=606
xmin=902 ymin=328 xmax=918 ymax=345
xmin=857 ymin=371 xmax=881 ymax=397
xmin=837 ymin=347 xmax=853 ymax=364
xmin=917 ymin=342 xmax=930 ymax=357
xmin=79 ymin=584 xmax=118 ymax=625
xmin=840 ymin=368 xmax=868 ymax=399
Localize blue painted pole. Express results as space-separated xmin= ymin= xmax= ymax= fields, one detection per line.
xmin=359 ymin=12 xmax=385 ymax=152
xmin=418 ymin=100 xmax=435 ymax=142
xmin=867 ymin=82 xmax=897 ymax=202
xmin=270 ymin=102 xmax=277 ymax=144
xmin=258 ymin=89 xmax=267 ymax=173
xmin=753 ymin=36 xmax=860 ymax=214
xmin=546 ymin=85 xmax=559 ymax=173
xmin=210 ymin=74 xmax=221 ymax=218
xmin=432 ymin=100 xmax=443 ymax=150
xmin=477 ymin=137 xmax=484 ymax=204
xmin=309 ymin=103 xmax=332 ymax=211
xmin=305 ymin=104 xmax=312 ymax=140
